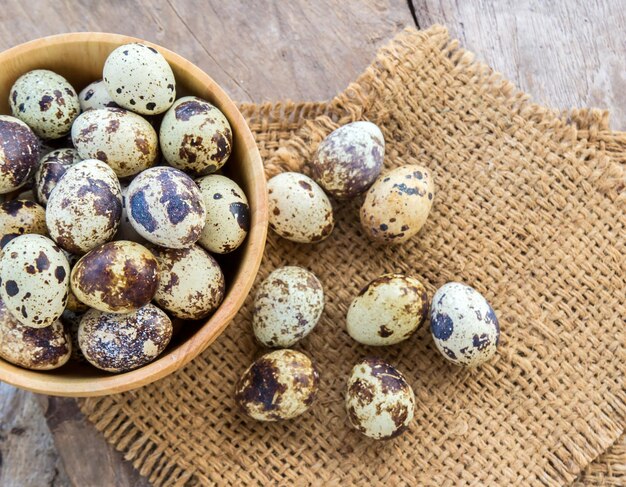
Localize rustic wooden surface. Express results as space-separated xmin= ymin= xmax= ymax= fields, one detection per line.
xmin=0 ymin=1 xmax=624 ymax=485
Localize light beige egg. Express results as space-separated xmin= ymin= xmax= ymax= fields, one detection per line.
xmin=0 ymin=200 xmax=47 ymax=254
xmin=71 ymin=107 xmax=158 ymax=178
xmin=346 ymin=274 xmax=428 ymax=346
xmin=360 ymin=165 xmax=435 ymax=244
xmin=46 ymin=159 xmax=122 ymax=254
xmin=103 ymin=43 xmax=176 ymax=115
xmin=252 ymin=266 xmax=324 ymax=347
xmin=268 ymin=172 xmax=334 ymax=243
xmin=235 ymin=349 xmax=319 ymax=421
xmin=78 ymin=304 xmax=172 ymax=372
xmin=160 ymin=96 xmax=232 ymax=175
xmin=0 ymin=115 xmax=40 ymax=194
xmin=9 ymin=69 xmax=80 ymax=139
xmin=0 ymin=297 xmax=71 ymax=370
xmin=196 ymin=174 xmax=249 ymax=254
xmin=149 ymin=244 xmax=224 ymax=320
xmin=34 ymin=148 xmax=81 ymax=205
xmin=78 ymin=80 xmax=118 ymax=111
xmin=346 ymin=358 xmax=415 ymax=439
xmin=0 ymin=234 xmax=70 ymax=328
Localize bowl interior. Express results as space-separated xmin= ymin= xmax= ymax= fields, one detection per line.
xmin=0 ymin=33 xmax=267 ymax=396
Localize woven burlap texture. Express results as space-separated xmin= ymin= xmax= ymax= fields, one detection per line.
xmin=78 ymin=25 xmax=625 ymax=486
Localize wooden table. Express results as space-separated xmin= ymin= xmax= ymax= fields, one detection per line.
xmin=0 ymin=1 xmax=624 ymax=485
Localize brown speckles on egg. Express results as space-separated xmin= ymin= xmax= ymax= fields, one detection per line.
xmin=0 ymin=199 xmax=47 ymax=254
xmin=34 ymin=148 xmax=81 ymax=205
xmin=78 ymin=80 xmax=119 ymax=111
xmin=0 ymin=116 xmax=41 ymax=194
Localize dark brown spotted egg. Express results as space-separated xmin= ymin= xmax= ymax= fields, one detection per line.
xmin=71 ymin=240 xmax=159 ymax=314
xmin=0 ymin=234 xmax=69 ymax=328
xmin=34 ymin=148 xmax=81 ymax=205
xmin=196 ymin=174 xmax=249 ymax=254
xmin=268 ymin=172 xmax=334 ymax=243
xmin=9 ymin=69 xmax=80 ymax=139
xmin=252 ymin=266 xmax=324 ymax=348
xmin=0 ymin=115 xmax=40 ymax=194
xmin=0 ymin=296 xmax=71 ymax=370
xmin=78 ymin=304 xmax=172 ymax=372
xmin=430 ymin=282 xmax=500 ymax=367
xmin=78 ymin=80 xmax=118 ymax=111
xmin=149 ymin=244 xmax=224 ymax=320
xmin=312 ymin=121 xmax=384 ymax=199
xmin=360 ymin=165 xmax=435 ymax=244
xmin=346 ymin=358 xmax=415 ymax=439
xmin=103 ymin=43 xmax=176 ymax=115
xmin=347 ymin=274 xmax=428 ymax=346
xmin=115 ymin=186 xmax=146 ymax=243
xmin=126 ymin=166 xmax=206 ymax=248
xmin=71 ymin=107 xmax=158 ymax=178
xmin=61 ymin=309 xmax=87 ymax=363
xmin=62 ymin=252 xmax=89 ymax=313
xmin=159 ymin=96 xmax=232 ymax=175
xmin=0 ymin=199 xmax=47 ymax=254
xmin=235 ymin=349 xmax=320 ymax=421
xmin=46 ymin=159 xmax=122 ymax=254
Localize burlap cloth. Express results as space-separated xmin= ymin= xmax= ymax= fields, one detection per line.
xmin=78 ymin=25 xmax=625 ymax=485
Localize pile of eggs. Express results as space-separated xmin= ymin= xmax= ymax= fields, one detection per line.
xmin=236 ymin=122 xmax=501 ymax=440
xmin=0 ymin=43 xmax=249 ymax=373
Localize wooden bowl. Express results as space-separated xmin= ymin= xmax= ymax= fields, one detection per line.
xmin=0 ymin=33 xmax=268 ymax=396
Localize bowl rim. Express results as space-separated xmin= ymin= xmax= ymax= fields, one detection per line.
xmin=0 ymin=32 xmax=268 ymax=396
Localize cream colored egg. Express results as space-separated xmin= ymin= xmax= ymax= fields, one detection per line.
xmin=346 ymin=358 xmax=415 ymax=439
xmin=0 ymin=115 xmax=40 ymax=194
xmin=34 ymin=148 xmax=81 ymax=205
xmin=0 ymin=200 xmax=47 ymax=253
xmin=71 ymin=107 xmax=158 ymax=177
xmin=268 ymin=172 xmax=334 ymax=243
xmin=0 ymin=234 xmax=70 ymax=328
xmin=78 ymin=80 xmax=118 ymax=111
xmin=196 ymin=174 xmax=249 ymax=254
xmin=360 ymin=165 xmax=435 ymax=244
xmin=252 ymin=266 xmax=324 ymax=347
xmin=46 ymin=159 xmax=122 ymax=254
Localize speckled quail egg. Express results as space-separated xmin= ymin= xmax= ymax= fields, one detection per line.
xmin=346 ymin=358 xmax=415 ymax=439
xmin=252 ymin=266 xmax=324 ymax=348
xmin=71 ymin=107 xmax=158 ymax=178
xmin=9 ymin=69 xmax=80 ymax=139
xmin=159 ymin=96 xmax=232 ymax=175
xmin=71 ymin=240 xmax=159 ymax=314
xmin=0 ymin=200 xmax=47 ymax=253
xmin=115 ymin=186 xmax=146 ymax=243
xmin=78 ymin=304 xmax=172 ymax=372
xmin=34 ymin=148 xmax=81 ymax=205
xmin=0 ymin=115 xmax=40 ymax=194
xmin=360 ymin=165 xmax=435 ymax=244
xmin=312 ymin=121 xmax=384 ymax=199
xmin=103 ymin=43 xmax=176 ymax=115
xmin=78 ymin=80 xmax=118 ymax=111
xmin=46 ymin=159 xmax=122 ymax=254
xmin=61 ymin=309 xmax=86 ymax=363
xmin=62 ymin=252 xmax=89 ymax=313
xmin=126 ymin=166 xmax=206 ymax=248
xmin=196 ymin=174 xmax=249 ymax=254
xmin=347 ymin=274 xmax=428 ymax=346
xmin=0 ymin=297 xmax=71 ymax=370
xmin=430 ymin=282 xmax=500 ymax=367
xmin=235 ymin=349 xmax=319 ymax=421
xmin=268 ymin=172 xmax=334 ymax=243
xmin=149 ymin=244 xmax=224 ymax=320
xmin=0 ymin=234 xmax=69 ymax=328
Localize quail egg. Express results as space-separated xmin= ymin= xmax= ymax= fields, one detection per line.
xmin=126 ymin=166 xmax=206 ymax=248
xmin=71 ymin=107 xmax=158 ymax=178
xmin=71 ymin=240 xmax=160 ymax=314
xmin=149 ymin=244 xmax=224 ymax=320
xmin=430 ymin=282 xmax=500 ymax=367
xmin=196 ymin=174 xmax=249 ymax=254
xmin=0 ymin=115 xmax=40 ymax=194
xmin=34 ymin=148 xmax=81 ymax=205
xmin=311 ymin=121 xmax=384 ymax=199
xmin=0 ymin=234 xmax=70 ymax=328
xmin=235 ymin=349 xmax=319 ymax=421
xmin=46 ymin=159 xmax=122 ymax=254
xmin=0 ymin=297 xmax=71 ymax=370
xmin=62 ymin=252 xmax=89 ymax=313
xmin=9 ymin=69 xmax=80 ymax=139
xmin=252 ymin=266 xmax=324 ymax=348
xmin=103 ymin=43 xmax=176 ymax=115
xmin=78 ymin=304 xmax=172 ymax=372
xmin=78 ymin=80 xmax=118 ymax=111
xmin=268 ymin=172 xmax=334 ymax=243
xmin=115 ymin=186 xmax=146 ymax=243
xmin=346 ymin=358 xmax=415 ymax=439
xmin=61 ymin=309 xmax=86 ymax=363
xmin=360 ymin=165 xmax=434 ymax=244
xmin=0 ymin=199 xmax=47 ymax=252
xmin=159 ymin=96 xmax=232 ymax=175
